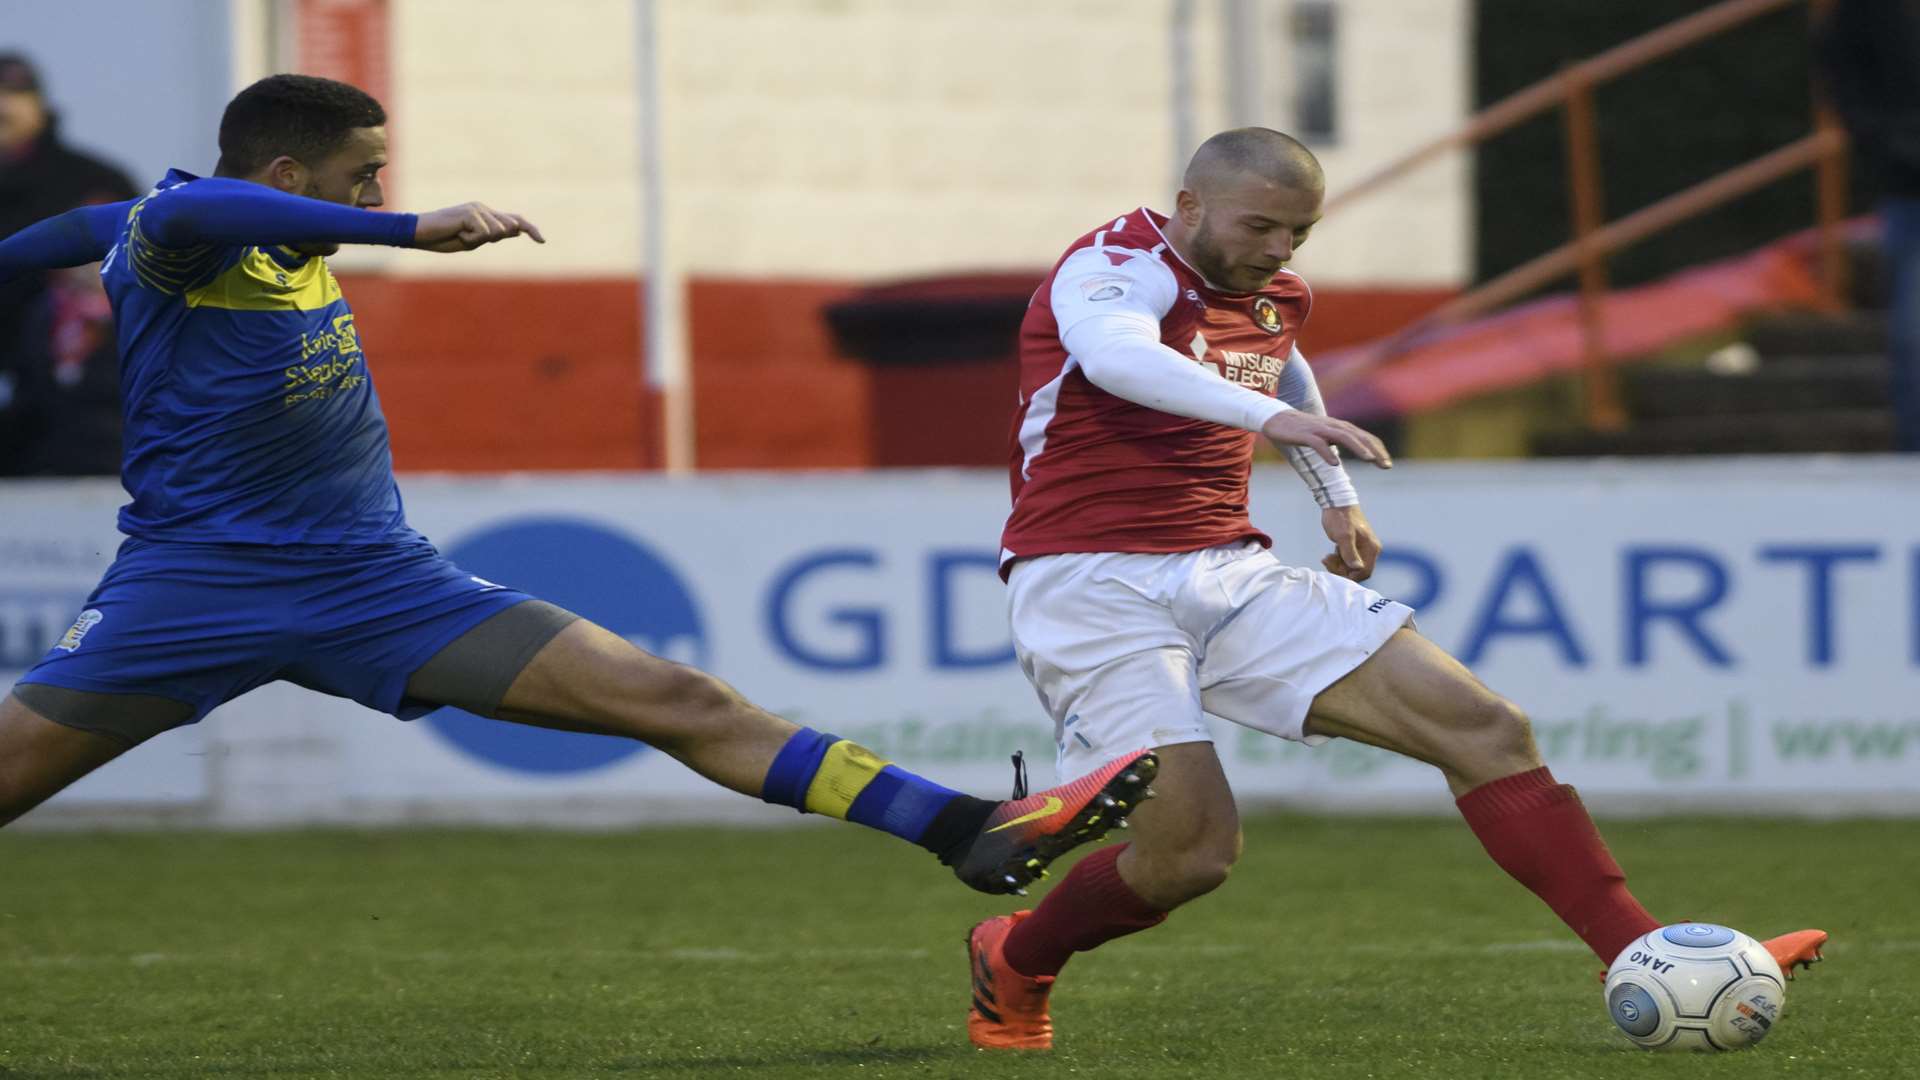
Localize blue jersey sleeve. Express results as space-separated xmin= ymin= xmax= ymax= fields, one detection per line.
xmin=0 ymin=201 xmax=133 ymax=282
xmin=137 ymin=178 xmax=418 ymax=250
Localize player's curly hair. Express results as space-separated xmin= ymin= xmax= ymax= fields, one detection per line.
xmin=215 ymin=74 xmax=386 ymax=177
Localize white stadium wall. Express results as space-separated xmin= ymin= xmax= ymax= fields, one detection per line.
xmin=6 ymin=1 xmax=1475 ymax=474
xmin=9 ymin=460 xmax=1920 ymax=828
xmin=7 ymin=0 xmax=1473 ymax=284
xmin=318 ymin=0 xmax=1473 ymax=284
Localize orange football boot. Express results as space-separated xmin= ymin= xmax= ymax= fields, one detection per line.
xmin=1598 ymin=926 xmax=1832 ymax=983
xmin=967 ymin=910 xmax=1055 ymax=1050
xmin=1762 ymin=929 xmax=1829 ymax=978
xmin=951 ymin=750 xmax=1158 ymax=895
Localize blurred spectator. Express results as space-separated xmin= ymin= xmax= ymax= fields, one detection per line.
xmin=1818 ymin=1 xmax=1920 ymax=451
xmin=0 ymin=264 xmax=121 ymax=475
xmin=0 ymin=51 xmax=137 ymax=475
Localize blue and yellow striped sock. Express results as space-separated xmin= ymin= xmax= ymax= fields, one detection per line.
xmin=761 ymin=727 xmax=994 ymax=858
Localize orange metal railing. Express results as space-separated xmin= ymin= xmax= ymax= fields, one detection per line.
xmin=1319 ymin=0 xmax=1849 ymax=430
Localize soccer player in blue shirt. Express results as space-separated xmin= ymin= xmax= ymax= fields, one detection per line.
xmin=0 ymin=75 xmax=1156 ymax=893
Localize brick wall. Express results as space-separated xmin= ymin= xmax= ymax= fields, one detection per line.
xmin=345 ymin=274 xmax=1449 ymax=471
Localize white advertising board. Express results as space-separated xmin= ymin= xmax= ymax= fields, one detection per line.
xmin=6 ymin=459 xmax=1919 ymax=825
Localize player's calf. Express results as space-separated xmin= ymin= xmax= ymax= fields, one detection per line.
xmin=1097 ymin=741 xmax=1240 ymax=910
xmin=1457 ymin=766 xmax=1661 ymax=964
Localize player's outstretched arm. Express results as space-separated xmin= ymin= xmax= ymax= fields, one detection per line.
xmin=1054 ymin=264 xmax=1387 ymax=469
xmin=1066 ymin=313 xmax=1305 ymax=431
xmin=410 ymin=203 xmax=545 ymax=252
xmin=137 ymin=178 xmax=543 ymax=255
xmin=139 ymin=178 xmax=417 ymax=249
xmin=1258 ymin=408 xmax=1390 ymax=470
xmin=1068 ymin=313 xmax=1391 ymax=469
xmin=0 ymin=202 xmax=132 ymax=283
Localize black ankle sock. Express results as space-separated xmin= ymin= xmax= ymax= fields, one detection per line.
xmin=923 ymin=795 xmax=998 ymax=864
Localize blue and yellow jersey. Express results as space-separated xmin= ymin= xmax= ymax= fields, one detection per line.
xmin=99 ymin=170 xmax=419 ymax=545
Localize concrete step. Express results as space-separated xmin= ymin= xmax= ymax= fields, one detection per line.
xmin=1624 ymin=355 xmax=1889 ymax=420
xmin=1740 ymin=311 xmax=1888 ymax=357
xmin=1531 ymin=408 xmax=1894 ymax=456
xmin=1846 ymin=238 xmax=1889 ymax=310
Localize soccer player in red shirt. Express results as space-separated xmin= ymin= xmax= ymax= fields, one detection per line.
xmin=966 ymin=127 xmax=1827 ymax=1050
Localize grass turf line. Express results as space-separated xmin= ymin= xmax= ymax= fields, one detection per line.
xmin=0 ymin=815 xmax=1913 ymax=1079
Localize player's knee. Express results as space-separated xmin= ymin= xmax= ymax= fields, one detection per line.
xmin=1138 ymin=831 xmax=1239 ymax=905
xmin=632 ymin=659 xmax=733 ymax=717
xmin=553 ymin=650 xmax=722 ymax=738
xmin=1456 ymin=696 xmax=1538 ymax=772
xmin=620 ymin=660 xmax=760 ymax=750
xmin=1167 ymin=848 xmax=1236 ymax=903
xmin=1188 ymin=851 xmax=1236 ymax=895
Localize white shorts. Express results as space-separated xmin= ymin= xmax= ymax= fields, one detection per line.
xmin=1007 ymin=541 xmax=1416 ymax=783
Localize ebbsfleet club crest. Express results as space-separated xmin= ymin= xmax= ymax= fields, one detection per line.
xmin=1252 ymin=296 xmax=1284 ymax=334
xmin=55 ymin=609 xmax=104 ymax=652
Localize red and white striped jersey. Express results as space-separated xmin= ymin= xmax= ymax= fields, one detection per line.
xmin=1000 ymin=207 xmax=1313 ymax=570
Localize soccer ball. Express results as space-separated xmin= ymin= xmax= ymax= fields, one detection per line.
xmin=1603 ymin=923 xmax=1785 ymax=1051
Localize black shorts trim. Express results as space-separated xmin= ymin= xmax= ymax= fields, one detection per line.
xmin=399 ymin=599 xmax=580 ymax=718
xmin=8 ymin=683 xmax=196 ymax=747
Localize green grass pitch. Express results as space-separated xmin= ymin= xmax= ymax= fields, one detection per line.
xmin=1 ymin=814 xmax=1912 ymax=1079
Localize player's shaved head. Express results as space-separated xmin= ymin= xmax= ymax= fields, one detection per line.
xmin=1167 ymin=128 xmax=1326 ymax=293
xmin=1182 ymin=127 xmax=1323 ymax=200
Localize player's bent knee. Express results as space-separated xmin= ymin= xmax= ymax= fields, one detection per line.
xmin=1189 ymin=853 xmax=1236 ymax=895
xmin=1129 ymin=831 xmax=1240 ymax=905
xmin=1489 ymin=698 xmax=1539 ymax=755
xmin=659 ymin=662 xmax=737 ymax=714
xmin=1453 ymin=697 xmax=1540 ymax=776
xmin=1162 ymin=850 xmax=1235 ymax=903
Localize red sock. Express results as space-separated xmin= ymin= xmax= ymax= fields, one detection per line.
xmin=1001 ymin=844 xmax=1167 ymax=977
xmin=1456 ymin=766 xmax=1661 ymax=964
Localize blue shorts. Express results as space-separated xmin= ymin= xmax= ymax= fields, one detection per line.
xmin=16 ymin=536 xmax=533 ymax=727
